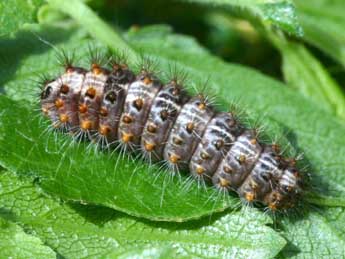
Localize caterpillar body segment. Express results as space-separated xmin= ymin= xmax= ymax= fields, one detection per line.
xmin=141 ymin=81 xmax=189 ymax=161
xmin=118 ymin=70 xmax=162 ymax=149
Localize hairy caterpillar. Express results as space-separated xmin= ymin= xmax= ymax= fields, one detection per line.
xmin=39 ymin=51 xmax=303 ymax=211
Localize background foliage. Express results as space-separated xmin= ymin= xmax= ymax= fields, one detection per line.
xmin=1 ymin=0 xmax=345 ymax=258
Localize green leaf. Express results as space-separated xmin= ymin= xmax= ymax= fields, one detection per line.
xmin=0 ymin=24 xmax=284 ymax=222
xmin=0 ymin=95 xmax=234 ymax=222
xmin=0 ymin=218 xmax=56 ymax=259
xmin=277 ymin=207 xmax=345 ymax=259
xmin=295 ymin=0 xmax=345 ymax=67
xmin=267 ymin=32 xmax=345 ymax=120
xmin=182 ymin=0 xmax=303 ymax=36
xmin=0 ymin=172 xmax=286 ymax=259
xmin=109 ymin=246 xmax=184 ymax=259
xmin=0 ymin=0 xmax=44 ymax=37
xmin=1 ymin=23 xmax=345 ymax=221
xmin=322 ymin=207 xmax=345 ymax=240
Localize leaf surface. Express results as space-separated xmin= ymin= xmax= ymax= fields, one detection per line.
xmin=182 ymin=0 xmax=302 ymax=36
xmin=0 ymin=0 xmax=44 ymax=37
xmin=0 ymin=172 xmax=286 ymax=259
xmin=267 ymin=32 xmax=345 ymax=120
xmin=0 ymin=95 xmax=234 ymax=221
xmin=0 ymin=217 xmax=56 ymax=259
xmin=277 ymin=207 xmax=345 ymax=259
xmin=295 ymin=0 xmax=345 ymax=67
xmin=1 ymin=24 xmax=345 ymax=221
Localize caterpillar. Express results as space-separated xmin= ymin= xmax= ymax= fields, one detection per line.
xmin=39 ymin=52 xmax=304 ymax=211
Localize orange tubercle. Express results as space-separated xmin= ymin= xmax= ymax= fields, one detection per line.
xmin=147 ymin=123 xmax=157 ymax=133
xmin=198 ymin=102 xmax=206 ymax=110
xmin=99 ymin=107 xmax=108 ymax=117
xmin=59 ymin=114 xmax=69 ymax=123
xmin=60 ymin=84 xmax=69 ymax=94
xmin=81 ymin=120 xmax=92 ymax=130
xmin=245 ymin=192 xmax=255 ymax=202
xmin=169 ymin=153 xmax=181 ymax=164
xmin=196 ymin=165 xmax=205 ymax=175
xmin=143 ymin=76 xmax=152 ymax=85
xmin=86 ymin=87 xmax=96 ymax=99
xmin=133 ymin=98 xmax=144 ymax=110
xmin=92 ymin=67 xmax=102 ymax=75
xmin=79 ymin=104 xmax=88 ymax=113
xmin=186 ymin=122 xmax=194 ymax=133
xmin=42 ymin=107 xmax=49 ymax=115
xmin=99 ymin=125 xmax=111 ymax=136
xmin=122 ymin=132 xmax=134 ymax=143
xmin=144 ymin=141 xmax=155 ymax=152
xmin=55 ymin=98 xmax=64 ymax=109
xmin=91 ymin=63 xmax=102 ymax=75
xmin=66 ymin=67 xmax=74 ymax=73
xmin=112 ymin=64 xmax=120 ymax=70
xmin=122 ymin=115 xmax=133 ymax=124
xmin=238 ymin=154 xmax=246 ymax=164
xmin=219 ymin=177 xmax=230 ymax=187
xmin=268 ymin=203 xmax=277 ymax=211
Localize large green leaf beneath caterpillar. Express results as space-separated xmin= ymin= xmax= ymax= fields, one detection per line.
xmin=0 ymin=95 xmax=234 ymax=221
xmin=181 ymin=0 xmax=302 ymax=37
xmin=0 ymin=0 xmax=44 ymax=37
xmin=0 ymin=218 xmax=56 ymax=259
xmin=0 ymin=172 xmax=286 ymax=259
xmin=0 ymin=25 xmax=278 ymax=222
xmin=1 ymin=24 xmax=345 ymax=222
xmin=0 ymin=25 xmax=238 ymax=222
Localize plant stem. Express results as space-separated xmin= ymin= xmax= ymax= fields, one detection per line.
xmin=47 ymin=0 xmax=139 ymax=64
xmin=306 ymin=193 xmax=345 ymax=207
